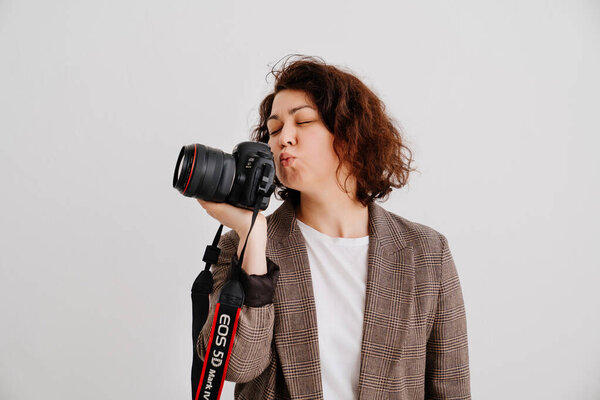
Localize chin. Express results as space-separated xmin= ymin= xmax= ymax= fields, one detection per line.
xmin=277 ymin=176 xmax=300 ymax=191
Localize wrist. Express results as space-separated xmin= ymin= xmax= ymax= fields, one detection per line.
xmin=235 ymin=217 xmax=267 ymax=276
xmin=235 ymin=214 xmax=267 ymax=240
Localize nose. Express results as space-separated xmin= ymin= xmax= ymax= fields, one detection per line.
xmin=278 ymin=123 xmax=297 ymax=147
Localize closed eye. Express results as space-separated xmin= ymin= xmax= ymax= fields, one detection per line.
xmin=269 ymin=121 xmax=313 ymax=135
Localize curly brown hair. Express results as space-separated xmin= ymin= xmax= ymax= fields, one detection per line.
xmin=250 ymin=55 xmax=418 ymax=207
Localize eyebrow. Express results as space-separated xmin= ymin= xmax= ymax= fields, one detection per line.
xmin=267 ymin=105 xmax=315 ymax=122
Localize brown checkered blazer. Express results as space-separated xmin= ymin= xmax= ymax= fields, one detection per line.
xmin=198 ymin=198 xmax=471 ymax=399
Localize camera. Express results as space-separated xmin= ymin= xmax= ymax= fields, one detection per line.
xmin=173 ymin=141 xmax=276 ymax=210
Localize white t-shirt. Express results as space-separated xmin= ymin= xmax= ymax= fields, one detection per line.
xmin=296 ymin=219 xmax=369 ymax=400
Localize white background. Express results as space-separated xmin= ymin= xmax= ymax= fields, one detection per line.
xmin=1 ymin=1 xmax=599 ymax=399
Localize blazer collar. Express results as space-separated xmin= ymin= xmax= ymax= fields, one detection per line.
xmin=267 ymin=198 xmax=409 ymax=254
xmin=265 ymin=198 xmax=415 ymax=399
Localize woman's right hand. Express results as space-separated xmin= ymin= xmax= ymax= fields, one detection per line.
xmin=196 ymin=199 xmax=266 ymax=236
xmin=197 ymin=199 xmax=268 ymax=275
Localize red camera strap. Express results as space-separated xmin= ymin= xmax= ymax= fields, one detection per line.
xmin=195 ymin=298 xmax=242 ymax=400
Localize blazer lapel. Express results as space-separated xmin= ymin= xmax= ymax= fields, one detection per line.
xmin=266 ymin=199 xmax=324 ymax=400
xmin=356 ymin=202 xmax=415 ymax=398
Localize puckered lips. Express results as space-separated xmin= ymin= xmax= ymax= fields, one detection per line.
xmin=279 ymin=152 xmax=295 ymax=167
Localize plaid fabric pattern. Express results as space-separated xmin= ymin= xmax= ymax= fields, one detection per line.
xmin=198 ymin=199 xmax=471 ymax=399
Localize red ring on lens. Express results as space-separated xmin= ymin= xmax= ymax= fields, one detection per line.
xmin=183 ymin=144 xmax=197 ymax=195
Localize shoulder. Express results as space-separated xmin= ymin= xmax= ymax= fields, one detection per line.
xmin=377 ymin=204 xmax=449 ymax=255
xmin=378 ymin=206 xmax=455 ymax=285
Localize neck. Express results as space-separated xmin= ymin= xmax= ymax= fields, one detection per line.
xmin=295 ymin=187 xmax=369 ymax=238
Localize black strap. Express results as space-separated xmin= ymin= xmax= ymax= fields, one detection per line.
xmin=191 ymin=224 xmax=223 ymax=397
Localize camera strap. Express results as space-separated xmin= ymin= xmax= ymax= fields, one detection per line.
xmin=191 ymin=197 xmax=263 ymax=400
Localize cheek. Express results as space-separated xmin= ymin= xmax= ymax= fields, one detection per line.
xmin=302 ymin=151 xmax=338 ymax=183
xmin=311 ymin=140 xmax=339 ymax=167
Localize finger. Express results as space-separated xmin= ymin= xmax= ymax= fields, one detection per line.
xmin=199 ymin=200 xmax=226 ymax=215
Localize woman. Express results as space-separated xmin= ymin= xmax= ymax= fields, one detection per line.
xmin=197 ymin=56 xmax=471 ymax=399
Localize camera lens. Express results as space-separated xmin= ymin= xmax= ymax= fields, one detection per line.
xmin=173 ymin=144 xmax=236 ymax=202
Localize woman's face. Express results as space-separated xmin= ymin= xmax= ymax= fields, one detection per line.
xmin=267 ymin=89 xmax=342 ymax=196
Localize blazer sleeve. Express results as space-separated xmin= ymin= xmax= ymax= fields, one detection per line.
xmin=196 ymin=231 xmax=280 ymax=383
xmin=425 ymin=234 xmax=471 ymax=399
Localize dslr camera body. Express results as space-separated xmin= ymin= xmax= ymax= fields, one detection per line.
xmin=173 ymin=141 xmax=276 ymax=210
